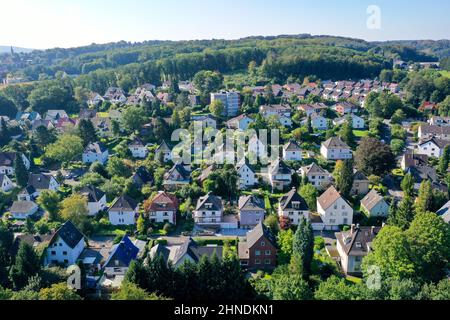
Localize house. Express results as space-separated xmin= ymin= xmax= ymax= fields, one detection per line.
xmin=405 ymin=165 xmax=440 ymax=191
xmin=149 ymin=238 xmax=223 ymax=269
xmin=55 ymin=117 xmax=77 ymax=133
xmin=305 ymin=113 xmax=328 ymax=130
xmin=44 ymin=110 xmax=69 ymax=123
xmin=297 ymin=103 xmax=327 ymax=117
xmin=46 ymin=221 xmax=86 ymax=267
xmin=0 ymin=174 xmax=14 ymax=192
xmin=360 ymin=190 xmax=389 ymax=218
xmin=210 ymin=91 xmax=240 ymax=117
xmin=268 ymin=159 xmax=293 ymax=191
xmin=87 ymin=92 xmax=104 ymax=106
xmin=0 ymin=152 xmax=30 ymax=175
xmin=128 ymin=137 xmax=148 ymax=159
xmin=11 ymin=233 xmax=54 ymax=257
xmin=104 ymin=87 xmax=127 ymax=104
xmin=351 ymin=171 xmax=370 ymax=196
xmin=334 ymin=102 xmax=357 ymax=115
xmin=238 ymin=195 xmax=266 ymax=228
xmin=108 ymin=195 xmax=140 ymax=226
xmin=236 ymin=159 xmax=257 ymax=189
xmin=24 ymin=174 xmax=59 ymax=198
xmin=109 ymin=109 xmax=123 ymax=122
xmin=321 ymin=137 xmax=353 ymax=160
xmin=193 ymin=193 xmax=224 ymax=226
xmin=10 ymin=201 xmax=39 ymax=220
xmin=248 ymin=135 xmax=267 ymax=159
xmin=436 ymin=201 xmax=450 ymax=224
xmin=259 ymin=104 xmax=292 ymax=127
xmin=145 ymin=191 xmax=178 ymax=225
xmin=401 ymin=153 xmax=429 ymax=171
xmin=79 ymin=108 xmax=97 ymax=119
xmin=155 ymin=141 xmax=172 ymax=163
xmin=226 ymin=114 xmax=254 ymax=131
xmin=417 ymin=138 xmax=450 ymax=158
xmin=15 ymin=111 xmax=41 ymax=124
xmin=335 ymin=225 xmax=381 ymax=275
xmin=103 ymin=236 xmax=140 ymax=277
xmin=82 ymin=142 xmax=109 ymax=165
xmin=299 ymin=163 xmax=332 ymax=190
xmin=418 ymin=124 xmax=450 ymax=141
xmin=191 ymin=115 xmax=217 ymax=129
xmin=278 ymin=188 xmax=309 ymax=226
xmin=238 ymin=222 xmax=277 ymax=270
xmin=317 ymin=186 xmax=353 ymax=231
xmin=79 ymin=186 xmax=107 ymax=216
xmin=283 ymin=140 xmax=302 ymax=161
xmin=163 ymin=163 xmax=191 ymax=191
xmin=429 ymin=116 xmax=450 ymax=126
xmin=333 ymin=114 xmax=365 ymax=129
xmin=131 ymin=166 xmax=154 ymax=187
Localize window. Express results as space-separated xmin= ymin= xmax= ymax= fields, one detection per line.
xmin=255 ymin=259 xmax=261 ymax=265
xmin=265 ymin=259 xmax=271 ymax=265
xmin=51 ymin=251 xmax=56 ymax=255
xmin=255 ymin=250 xmax=261 ymax=256
xmin=265 ymin=250 xmax=271 ymax=256
xmin=63 ymin=251 xmax=67 ymax=256
xmin=261 ymin=241 xmax=265 ymax=247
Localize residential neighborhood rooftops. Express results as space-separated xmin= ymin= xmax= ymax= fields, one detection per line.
xmin=195 ymin=193 xmax=223 ymax=212
xmin=318 ymin=186 xmax=345 ymax=210
xmin=361 ymin=190 xmax=385 ymax=212
xmin=336 ymin=225 xmax=381 ymax=256
xmin=239 ymin=195 xmax=265 ymax=211
xmin=110 ymin=195 xmax=139 ymax=212
xmin=49 ymin=221 xmax=85 ymax=249
xmin=246 ymin=222 xmax=277 ymax=249
xmin=279 ymin=188 xmax=309 ymax=211
xmin=322 ymin=137 xmax=351 ymax=149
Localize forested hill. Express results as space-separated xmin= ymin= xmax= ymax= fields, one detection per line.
xmin=1 ymin=35 xmax=449 ymax=93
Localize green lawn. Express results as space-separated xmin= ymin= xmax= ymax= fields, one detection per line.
xmin=353 ymin=130 xmax=369 ymax=138
xmin=440 ymin=70 xmax=450 ymax=78
xmin=97 ymin=112 xmax=109 ymax=118
xmin=33 ymin=157 xmax=43 ymax=166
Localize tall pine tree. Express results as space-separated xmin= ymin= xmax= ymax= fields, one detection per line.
xmin=14 ymin=153 xmax=29 ymax=188
xmin=291 ymin=219 xmax=315 ymax=279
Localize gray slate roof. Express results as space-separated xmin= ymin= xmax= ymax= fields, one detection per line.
xmin=49 ymin=221 xmax=84 ymax=249
xmin=239 ymin=195 xmax=265 ymax=211
xmin=195 ymin=193 xmax=223 ymax=211
xmin=279 ymin=188 xmax=309 ymax=211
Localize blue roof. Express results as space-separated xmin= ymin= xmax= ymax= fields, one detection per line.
xmin=104 ymin=236 xmax=139 ymax=268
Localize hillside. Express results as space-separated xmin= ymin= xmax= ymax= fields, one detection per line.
xmin=0 ymin=45 xmax=34 ymax=54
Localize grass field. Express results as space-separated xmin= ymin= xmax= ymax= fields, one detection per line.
xmin=353 ymin=130 xmax=369 ymax=138
xmin=439 ymin=70 xmax=450 ymax=78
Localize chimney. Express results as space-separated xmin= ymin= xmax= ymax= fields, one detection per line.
xmin=371 ymin=226 xmax=376 ymax=235
xmin=350 ymin=224 xmax=356 ymax=234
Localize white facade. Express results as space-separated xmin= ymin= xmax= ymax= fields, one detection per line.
xmin=82 ymin=150 xmax=109 ymax=165
xmin=211 ymin=91 xmax=240 ymax=117
xmin=299 ymin=167 xmax=331 ymax=190
xmin=283 ymin=147 xmax=302 ymax=162
xmin=149 ymin=210 xmax=176 ymax=224
xmin=363 ymin=201 xmax=389 ymax=218
xmin=248 ymin=136 xmax=266 ymax=158
xmin=237 ymin=163 xmax=257 ymax=189
xmin=0 ymin=154 xmax=31 ymax=175
xmin=320 ymin=145 xmax=353 ymax=161
xmin=417 ymin=140 xmax=446 ymax=158
xmin=278 ymin=205 xmax=309 ymax=226
xmin=46 ymin=237 xmax=85 ymax=267
xmin=10 ymin=202 xmax=38 ymax=220
xmin=309 ymin=115 xmax=328 ymax=130
xmin=0 ymin=175 xmax=14 ymax=192
xmin=129 ymin=145 xmax=148 ymax=159
xmin=87 ymin=195 xmax=107 ymax=216
xmin=109 ymin=209 xmax=137 ymax=226
xmin=317 ymin=197 xmax=353 ymax=230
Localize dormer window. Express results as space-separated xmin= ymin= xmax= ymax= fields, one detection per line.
xmin=355 ymin=242 xmax=362 ymax=248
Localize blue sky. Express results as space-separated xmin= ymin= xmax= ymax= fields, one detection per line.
xmin=2 ymin=0 xmax=450 ymax=49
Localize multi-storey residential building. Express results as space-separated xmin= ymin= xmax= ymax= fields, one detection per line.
xmin=278 ymin=188 xmax=310 ymax=226
xmin=211 ymin=91 xmax=240 ymax=117
xmin=193 ymin=193 xmax=224 ymax=226
xmin=317 ymin=186 xmax=353 ymax=230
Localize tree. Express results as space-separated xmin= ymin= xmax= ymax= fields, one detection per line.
xmin=365 ymin=91 xmax=404 ymax=119
xmin=14 ymin=153 xmax=29 ymax=188
xmin=112 ymin=281 xmax=166 ymax=300
xmin=36 ymin=190 xmax=60 ymax=221
xmin=314 ymin=276 xmax=361 ymax=300
xmin=0 ymin=222 xmax=13 ymax=288
xmin=33 ymin=125 xmax=56 ymax=150
xmin=306 ymin=115 xmax=313 ymax=134
xmin=438 ymin=96 xmax=450 ymax=117
xmin=299 ymin=183 xmax=318 ymax=211
xmin=264 ymin=215 xmax=279 ymax=235
xmin=209 ymin=99 xmax=224 ymax=118
xmin=391 ymin=109 xmax=406 ymax=125
xmin=388 ymin=195 xmax=415 ymax=230
xmin=122 ymin=106 xmax=147 ymax=132
xmin=390 ymin=139 xmax=406 ymax=156
xmin=107 ymin=156 xmax=132 ymax=178
xmin=355 ymin=137 xmax=395 ymax=176
xmin=9 ymin=242 xmax=41 ymax=290
xmin=362 ymin=226 xmax=415 ymax=280
xmin=339 ymin=121 xmax=356 ymax=148
xmin=137 ymin=213 xmax=146 ymax=235
xmin=406 ymin=212 xmax=450 ymax=282
xmin=291 ymin=219 xmax=314 ymax=278
xmin=271 ymin=274 xmax=311 ymax=300
xmin=77 ymin=119 xmax=97 ymax=147
xmin=45 ymin=134 xmax=84 ymax=164
xmin=438 ymin=145 xmax=450 ymax=175
xmin=416 ymin=180 xmax=433 ymax=214
xmin=401 ymin=173 xmax=415 ymax=198
xmin=333 ymin=160 xmax=354 ymax=198
xmin=38 ymin=283 xmax=81 ymax=300
xmin=193 ymin=70 xmax=223 ymax=96
xmin=277 ymin=229 xmax=294 ymax=265
xmin=421 ymin=279 xmax=450 ymax=300
xmin=60 ymin=194 xmax=89 ymax=231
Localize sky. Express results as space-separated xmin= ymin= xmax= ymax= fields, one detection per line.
xmin=2 ymin=0 xmax=450 ymax=49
